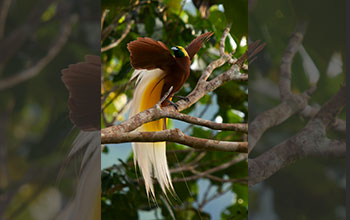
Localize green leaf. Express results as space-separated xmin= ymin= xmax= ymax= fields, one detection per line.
xmin=227 ymin=109 xmax=244 ymax=123
xmin=102 ymin=146 xmax=109 ymax=154
xmin=199 ymin=94 xmax=211 ymax=104
xmin=220 ymin=0 xmax=248 ymax=39
xmin=232 ymin=183 xmax=248 ymax=206
xmin=165 ymin=0 xmax=182 ymax=14
xmin=221 ymin=203 xmax=248 ymax=220
xmin=41 ymin=3 xmax=56 ymax=22
xmin=145 ymin=12 xmax=155 ymax=36
xmin=192 ymin=126 xmax=213 ymax=138
xmin=208 ymin=8 xmax=227 ymax=31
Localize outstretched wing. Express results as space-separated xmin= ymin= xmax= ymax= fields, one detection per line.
xmin=127 ymin=37 xmax=175 ymax=70
xmin=185 ymin=32 xmax=213 ymax=60
xmin=61 ymin=55 xmax=101 ymax=131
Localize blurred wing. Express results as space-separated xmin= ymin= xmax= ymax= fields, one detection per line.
xmin=185 ymin=32 xmax=213 ymax=60
xmin=61 ymin=55 xmax=101 ymax=131
xmin=127 ymin=37 xmax=175 ymax=70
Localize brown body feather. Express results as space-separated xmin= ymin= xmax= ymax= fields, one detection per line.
xmin=127 ymin=33 xmax=212 ymax=198
xmin=127 ymin=38 xmax=175 ymax=71
xmin=127 ymin=32 xmax=212 ymax=101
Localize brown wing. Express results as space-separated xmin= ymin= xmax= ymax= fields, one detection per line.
xmin=127 ymin=37 xmax=175 ymax=70
xmin=61 ymin=55 xmax=101 ymax=131
xmin=185 ymin=32 xmax=213 ymax=60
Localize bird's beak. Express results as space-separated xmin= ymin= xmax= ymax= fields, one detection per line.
xmin=171 ymin=47 xmax=178 ymax=51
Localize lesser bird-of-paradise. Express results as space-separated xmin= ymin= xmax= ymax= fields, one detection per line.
xmin=127 ymin=32 xmax=213 ymax=199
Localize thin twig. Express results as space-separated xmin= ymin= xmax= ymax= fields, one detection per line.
xmin=219 ymin=25 xmax=232 ymax=57
xmin=101 ymin=9 xmax=109 ymax=31
xmin=102 ymin=128 xmax=248 ymax=152
xmin=249 ymin=86 xmax=346 ymax=186
xmin=279 ymin=24 xmax=306 ymax=99
xmin=248 ymin=25 xmax=308 ymax=154
xmin=157 ymin=86 xmax=173 ymax=107
xmin=165 ymin=111 xmax=247 ymax=132
xmin=101 ymin=19 xmax=134 ymax=52
xmin=0 ymin=0 xmax=12 ymax=39
xmin=0 ymin=15 xmax=76 ymax=90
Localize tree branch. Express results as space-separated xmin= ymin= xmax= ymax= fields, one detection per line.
xmin=101 ymin=19 xmax=133 ymax=52
xmin=332 ymin=118 xmax=346 ymax=133
xmin=164 ymin=111 xmax=247 ymax=132
xmin=101 ymin=9 xmax=108 ymax=31
xmin=0 ymin=15 xmax=76 ymax=90
xmin=219 ymin=25 xmax=232 ymax=57
xmin=0 ymin=0 xmax=57 ymax=69
xmin=0 ymin=0 xmax=12 ymax=39
xmin=249 ymin=86 xmax=346 ymax=186
xmin=278 ymin=27 xmax=305 ymax=99
xmin=248 ymin=94 xmax=308 ymax=153
xmin=173 ymin=154 xmax=247 ymax=183
xmin=248 ymin=24 xmax=310 ymax=154
xmin=102 ymin=128 xmax=247 ymax=152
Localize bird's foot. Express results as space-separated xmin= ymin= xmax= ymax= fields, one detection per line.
xmin=173 ymin=95 xmax=189 ymax=102
xmin=165 ymin=99 xmax=179 ymax=110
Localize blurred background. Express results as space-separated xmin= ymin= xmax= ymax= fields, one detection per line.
xmin=0 ymin=0 xmax=99 ymax=219
xmin=248 ymin=0 xmax=346 ymax=219
xmin=101 ymin=0 xmax=248 ymax=219
xmin=2 ymin=0 xmax=345 ymax=219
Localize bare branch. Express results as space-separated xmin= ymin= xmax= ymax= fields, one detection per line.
xmin=219 ymin=25 xmax=232 ymax=57
xmin=0 ymin=0 xmax=57 ymax=69
xmin=0 ymin=0 xmax=12 ymax=39
xmin=165 ymin=111 xmax=247 ymax=132
xmin=101 ymin=9 xmax=109 ymax=31
xmin=332 ymin=118 xmax=346 ymax=133
xmin=249 ymin=132 xmax=345 ymax=186
xmin=0 ymin=16 xmax=76 ymax=91
xmin=248 ymin=94 xmax=308 ymax=153
xmin=199 ymin=56 xmax=228 ymax=82
xmin=313 ymin=86 xmax=346 ymax=126
xmin=248 ymin=25 xmax=309 ymax=154
xmin=249 ymin=86 xmax=346 ymax=186
xmin=183 ymin=102 xmax=210 ymax=133
xmin=102 ymin=128 xmax=247 ymax=152
xmin=157 ymin=86 xmax=173 ymax=106
xmin=173 ymin=154 xmax=247 ymax=183
xmin=279 ymin=23 xmax=306 ymax=99
xmin=199 ymin=185 xmax=232 ymax=210
xmin=101 ymin=19 xmax=134 ymax=52
xmin=180 ymin=64 xmax=246 ymax=112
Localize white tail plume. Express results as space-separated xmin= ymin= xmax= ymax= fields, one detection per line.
xmin=129 ymin=69 xmax=174 ymax=199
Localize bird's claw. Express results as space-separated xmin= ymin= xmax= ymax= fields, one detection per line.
xmin=173 ymin=95 xmax=189 ymax=102
xmin=165 ymin=99 xmax=179 ymax=110
xmin=169 ymin=102 xmax=179 ymax=110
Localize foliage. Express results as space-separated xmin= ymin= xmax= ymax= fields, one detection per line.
xmin=101 ymin=0 xmax=248 ymax=219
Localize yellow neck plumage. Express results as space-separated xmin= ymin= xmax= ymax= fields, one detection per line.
xmin=176 ymin=46 xmax=189 ymax=57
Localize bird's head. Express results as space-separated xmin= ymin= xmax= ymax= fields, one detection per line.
xmin=171 ymin=46 xmax=189 ymax=58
